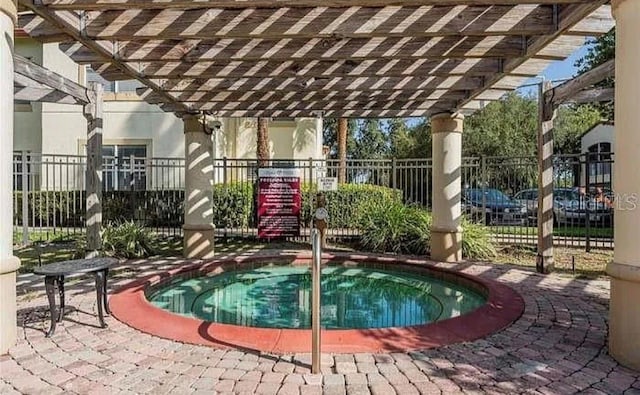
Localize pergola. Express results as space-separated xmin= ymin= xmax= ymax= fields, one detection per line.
xmin=12 ymin=53 xmax=105 ymax=255
xmin=1 ymin=0 xmax=638 ymax=371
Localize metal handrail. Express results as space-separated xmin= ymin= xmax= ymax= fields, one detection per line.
xmin=311 ymin=228 xmax=322 ymax=374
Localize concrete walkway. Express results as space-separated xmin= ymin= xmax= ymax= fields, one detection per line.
xmin=1 ymin=251 xmax=639 ymax=395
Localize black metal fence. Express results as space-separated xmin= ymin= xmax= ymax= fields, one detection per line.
xmin=12 ymin=152 xmax=614 ymax=250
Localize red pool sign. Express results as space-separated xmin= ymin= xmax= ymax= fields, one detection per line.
xmin=258 ymin=168 xmax=301 ymax=238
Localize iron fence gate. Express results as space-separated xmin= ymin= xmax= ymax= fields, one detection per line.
xmin=12 ymin=152 xmax=614 ymax=250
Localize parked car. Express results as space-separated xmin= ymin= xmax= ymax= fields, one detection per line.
xmin=463 ymin=188 xmax=527 ymax=226
xmin=513 ymin=187 xmax=612 ymax=226
xmin=512 ymin=188 xmax=539 ymax=223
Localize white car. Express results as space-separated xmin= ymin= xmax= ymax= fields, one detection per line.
xmin=513 ymin=188 xmax=611 ymax=225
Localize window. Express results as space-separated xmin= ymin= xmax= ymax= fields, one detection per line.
xmin=86 ymin=67 xmax=143 ymax=93
xmin=101 ymin=145 xmax=147 ymax=191
xmin=86 ymin=67 xmax=115 ymax=92
xmin=587 ymin=142 xmax=613 ymax=178
xmin=13 ymin=153 xmax=33 ymax=191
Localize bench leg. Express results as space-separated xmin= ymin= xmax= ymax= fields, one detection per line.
xmin=103 ymin=268 xmax=110 ymax=316
xmin=95 ymin=270 xmax=107 ymax=328
xmin=57 ymin=276 xmax=65 ymax=323
xmin=44 ymin=276 xmax=58 ymax=337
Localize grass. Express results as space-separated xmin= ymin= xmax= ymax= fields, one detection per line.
xmin=494 ymin=244 xmax=612 ymax=278
xmin=14 ymin=242 xmax=78 ymax=273
xmin=14 ymin=231 xmax=612 ymax=280
xmin=12 ymin=229 xmax=82 ymax=246
xmin=12 ymin=235 xmax=318 ymax=273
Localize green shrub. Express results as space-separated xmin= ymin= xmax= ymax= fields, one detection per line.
xmin=13 ymin=183 xmax=403 ymax=232
xmin=357 ymin=203 xmax=496 ymax=259
xmin=461 ymin=219 xmax=497 ymax=260
xmin=358 ymin=202 xmax=431 ymax=255
xmin=301 ymin=184 xmax=402 ymax=229
xmin=100 ymin=221 xmax=157 ymax=258
xmin=13 ymin=191 xmax=86 ymax=227
xmin=208 ymin=182 xmax=402 ymax=230
xmin=212 ymin=182 xmax=254 ymax=228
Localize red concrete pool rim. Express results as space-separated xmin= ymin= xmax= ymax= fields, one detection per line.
xmin=109 ymin=254 xmax=524 ymax=354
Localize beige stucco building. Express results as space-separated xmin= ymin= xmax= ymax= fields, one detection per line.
xmin=13 ymin=36 xmax=324 ymax=169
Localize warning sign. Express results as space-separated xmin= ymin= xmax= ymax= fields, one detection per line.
xmin=317 ymin=177 xmax=338 ymax=192
xmin=257 ymin=168 xmax=301 ymax=238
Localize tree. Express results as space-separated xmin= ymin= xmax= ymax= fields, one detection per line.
xmin=322 ymin=118 xmax=357 ymax=159
xmin=337 ymin=118 xmax=348 ymax=183
xmin=574 ymin=29 xmax=615 ymax=120
xmin=463 ymin=92 xmax=538 ymax=158
xmin=353 ymin=119 xmax=388 ymax=160
xmin=387 ymin=118 xmax=412 ymax=158
xmin=257 ymin=118 xmax=269 ymax=166
xmin=554 ymin=104 xmax=602 ymax=154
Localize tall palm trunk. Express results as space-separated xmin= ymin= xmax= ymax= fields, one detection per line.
xmin=338 ymin=118 xmax=348 ymax=183
xmin=257 ymin=117 xmax=269 ymax=167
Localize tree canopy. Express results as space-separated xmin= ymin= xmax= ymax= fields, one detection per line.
xmin=574 ymin=29 xmax=615 ymax=120
xmin=322 ymin=90 xmax=601 ymax=161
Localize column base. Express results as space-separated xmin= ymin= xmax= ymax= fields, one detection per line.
xmin=183 ymin=224 xmax=215 ymax=259
xmin=607 ymin=261 xmax=640 ymax=370
xmin=430 ymin=228 xmax=462 ymax=263
xmin=0 ymin=256 xmax=20 ymax=354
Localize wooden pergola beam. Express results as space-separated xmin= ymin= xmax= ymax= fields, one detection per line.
xmin=569 ymin=87 xmax=614 ymax=104
xmin=59 ymin=36 xmax=532 ymax=64
xmin=13 ymin=54 xmax=88 ymax=104
xmin=138 ymin=88 xmax=470 ymax=104
xmin=37 ymin=0 xmax=602 ymax=10
xmin=88 ymin=58 xmax=506 ymax=80
xmin=173 ymin=107 xmax=455 ymax=118
xmin=159 ymin=75 xmax=486 ymax=93
xmin=161 ymin=98 xmax=458 ymax=112
xmin=458 ymin=1 xmax=609 ymax=111
xmin=13 ymin=86 xmax=79 ymax=104
xmin=24 ymin=5 xmax=556 ymax=41
xmin=547 ymin=59 xmax=615 ymax=105
xmin=19 ymin=0 xmax=192 ymax=113
xmin=18 ymin=0 xmax=612 ymax=118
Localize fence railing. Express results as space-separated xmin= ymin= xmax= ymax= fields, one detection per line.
xmin=12 ymin=151 xmax=614 ymax=250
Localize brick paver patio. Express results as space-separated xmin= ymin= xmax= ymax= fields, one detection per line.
xmin=2 ymin=250 xmax=639 ymax=395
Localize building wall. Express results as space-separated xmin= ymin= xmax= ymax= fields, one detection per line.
xmin=581 ymin=124 xmax=615 ymax=154
xmin=580 ymin=123 xmax=614 ymax=187
xmin=13 ymin=39 xmax=324 ymax=189
xmin=14 ymin=38 xmax=42 ymax=154
xmin=222 ymin=118 xmax=322 ymax=161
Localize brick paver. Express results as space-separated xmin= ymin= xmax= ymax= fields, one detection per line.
xmin=2 ymin=252 xmax=637 ymax=394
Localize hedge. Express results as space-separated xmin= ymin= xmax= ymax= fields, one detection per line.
xmin=12 ymin=191 xmax=86 ymax=227
xmin=13 ymin=183 xmax=402 ymax=230
xmin=210 ymin=182 xmax=403 ymax=229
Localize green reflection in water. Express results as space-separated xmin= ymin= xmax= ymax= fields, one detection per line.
xmin=148 ymin=266 xmax=485 ymax=329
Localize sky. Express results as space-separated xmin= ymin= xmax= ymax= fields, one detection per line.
xmin=516 ymin=43 xmax=592 ymax=97
xmin=401 ymin=41 xmax=594 ymax=125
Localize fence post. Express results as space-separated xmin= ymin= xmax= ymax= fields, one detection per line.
xmin=223 ymin=156 xmax=228 ymax=243
xmin=585 ymin=153 xmax=591 ymax=252
xmin=391 ymin=157 xmax=397 ymax=190
xmin=130 ymin=154 xmax=138 ymax=222
xmin=481 ymin=156 xmax=487 ymax=224
xmin=308 ymin=157 xmax=314 ymax=242
xmin=21 ymin=151 xmax=29 ymax=245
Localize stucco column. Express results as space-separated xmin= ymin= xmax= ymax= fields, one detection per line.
xmin=0 ymin=0 xmax=19 ymax=355
xmin=430 ymin=113 xmax=463 ymax=262
xmin=607 ymin=0 xmax=640 ymax=371
xmin=183 ymin=114 xmax=215 ymax=259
